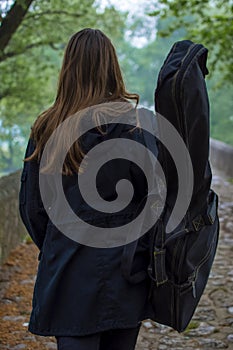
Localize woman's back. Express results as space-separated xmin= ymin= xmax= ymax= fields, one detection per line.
xmin=19 ymin=28 xmax=155 ymax=349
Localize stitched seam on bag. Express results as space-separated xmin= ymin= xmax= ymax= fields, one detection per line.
xmin=193 ymin=215 xmax=205 ymax=231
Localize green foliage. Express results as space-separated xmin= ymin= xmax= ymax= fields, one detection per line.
xmin=118 ymin=27 xmax=184 ymax=106
xmin=207 ymin=69 xmax=233 ymax=145
xmin=0 ymin=0 xmax=126 ymax=174
xmin=149 ymin=0 xmax=233 ymax=82
xmin=148 ymin=2 xmax=233 ymax=145
xmin=0 ymin=1 xmax=232 ymax=175
xmin=116 ymin=18 xmax=233 ymax=146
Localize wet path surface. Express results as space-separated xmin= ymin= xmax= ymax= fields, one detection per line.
xmin=0 ymin=169 xmax=232 ymax=349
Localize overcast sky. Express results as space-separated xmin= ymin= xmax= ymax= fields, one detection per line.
xmin=97 ymin=0 xmax=157 ymax=47
xmin=98 ymin=0 xmax=155 ymax=13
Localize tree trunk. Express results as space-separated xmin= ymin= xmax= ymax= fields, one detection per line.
xmin=0 ymin=0 xmax=34 ymax=53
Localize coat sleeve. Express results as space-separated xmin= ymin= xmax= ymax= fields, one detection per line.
xmin=19 ymin=138 xmax=49 ymax=253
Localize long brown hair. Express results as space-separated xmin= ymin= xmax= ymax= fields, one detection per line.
xmin=25 ymin=28 xmax=139 ymax=175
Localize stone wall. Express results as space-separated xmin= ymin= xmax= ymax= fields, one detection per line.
xmin=0 ymin=170 xmax=26 ymax=264
xmin=210 ymin=139 xmax=233 ymax=178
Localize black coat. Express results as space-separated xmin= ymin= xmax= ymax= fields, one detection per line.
xmin=19 ymin=121 xmax=156 ymax=336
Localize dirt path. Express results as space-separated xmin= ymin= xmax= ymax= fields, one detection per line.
xmin=0 ymin=169 xmax=232 ymax=349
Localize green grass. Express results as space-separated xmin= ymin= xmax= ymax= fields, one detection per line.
xmin=184 ymin=320 xmax=200 ymax=333
xmin=23 ymin=234 xmax=33 ymax=244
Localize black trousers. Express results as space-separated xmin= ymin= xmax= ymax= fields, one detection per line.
xmin=55 ymin=324 xmax=141 ymax=350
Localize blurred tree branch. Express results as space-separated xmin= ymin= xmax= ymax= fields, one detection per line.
xmin=25 ymin=10 xmax=85 ymax=20
xmin=0 ymin=41 xmax=54 ymax=62
xmin=0 ymin=0 xmax=34 ymax=53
